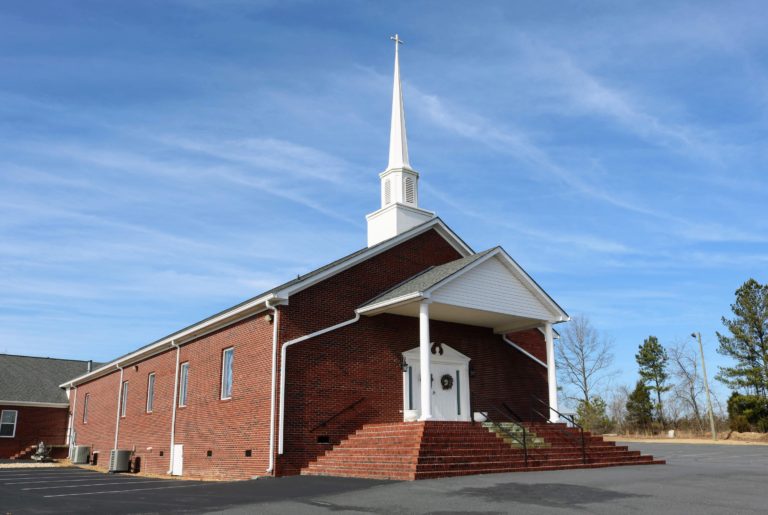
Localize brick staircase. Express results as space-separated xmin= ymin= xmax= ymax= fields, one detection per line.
xmin=9 ymin=443 xmax=68 ymax=460
xmin=301 ymin=421 xmax=664 ymax=480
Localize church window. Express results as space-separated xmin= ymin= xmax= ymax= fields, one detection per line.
xmin=179 ymin=362 xmax=189 ymax=407
xmin=82 ymin=393 xmax=90 ymax=423
xmin=120 ymin=381 xmax=128 ymax=417
xmin=221 ymin=347 xmax=234 ymax=400
xmin=146 ymin=373 xmax=155 ymax=413
xmin=405 ymin=176 xmax=415 ymax=203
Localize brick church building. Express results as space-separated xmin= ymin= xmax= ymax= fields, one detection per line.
xmin=62 ymin=37 xmax=660 ymax=480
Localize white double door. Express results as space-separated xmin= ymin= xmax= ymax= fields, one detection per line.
xmin=403 ymin=345 xmax=471 ymax=421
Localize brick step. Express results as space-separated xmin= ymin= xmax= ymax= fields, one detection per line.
xmin=413 ymin=459 xmax=666 ymax=479
xmin=309 ymin=456 xmax=653 ymax=472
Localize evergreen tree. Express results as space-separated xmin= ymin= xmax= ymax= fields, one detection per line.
xmin=716 ymin=279 xmax=768 ymax=398
xmin=635 ymin=336 xmax=671 ymax=427
xmin=575 ymin=396 xmax=612 ymax=434
xmin=625 ymin=381 xmax=654 ymax=432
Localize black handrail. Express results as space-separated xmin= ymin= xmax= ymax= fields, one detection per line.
xmin=310 ymin=397 xmax=366 ymax=433
xmin=502 ymin=402 xmax=525 ymax=423
xmin=484 ymin=406 xmax=531 ymax=467
xmin=531 ymin=396 xmax=587 ymax=464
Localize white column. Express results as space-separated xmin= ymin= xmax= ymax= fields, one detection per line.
xmin=419 ymin=300 xmax=432 ymax=421
xmin=544 ymin=322 xmax=559 ymax=422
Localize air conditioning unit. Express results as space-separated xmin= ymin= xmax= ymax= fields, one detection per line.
xmin=108 ymin=449 xmax=132 ymax=472
xmin=72 ymin=445 xmax=90 ymax=464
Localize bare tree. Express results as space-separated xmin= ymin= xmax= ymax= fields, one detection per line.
xmin=669 ymin=340 xmax=705 ymax=431
xmin=556 ymin=314 xmax=616 ymax=406
xmin=608 ymin=385 xmax=630 ymax=433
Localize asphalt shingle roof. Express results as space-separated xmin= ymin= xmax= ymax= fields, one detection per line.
xmin=0 ymin=355 xmax=96 ymax=404
xmin=361 ymin=248 xmax=497 ymax=308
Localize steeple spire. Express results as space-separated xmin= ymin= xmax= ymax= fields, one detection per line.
xmin=366 ymin=34 xmax=434 ymax=247
xmin=388 ymin=34 xmax=410 ymax=171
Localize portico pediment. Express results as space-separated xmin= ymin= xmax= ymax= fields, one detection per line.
xmin=358 ymin=247 xmax=568 ymax=332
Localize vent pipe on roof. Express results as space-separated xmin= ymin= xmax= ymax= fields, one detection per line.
xmin=87 ymin=360 xmax=93 ymax=372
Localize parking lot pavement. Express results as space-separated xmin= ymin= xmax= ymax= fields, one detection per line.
xmin=2 ymin=443 xmax=767 ymax=514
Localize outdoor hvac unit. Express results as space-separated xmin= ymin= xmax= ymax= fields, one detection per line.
xmin=108 ymin=449 xmax=132 ymax=472
xmin=71 ymin=445 xmax=90 ymax=464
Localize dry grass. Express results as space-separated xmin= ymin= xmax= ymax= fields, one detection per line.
xmin=605 ymin=431 xmax=768 ymax=446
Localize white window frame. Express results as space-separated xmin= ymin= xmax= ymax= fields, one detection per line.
xmin=82 ymin=393 xmax=90 ymax=423
xmin=220 ymin=347 xmax=234 ymax=400
xmin=179 ymin=362 xmax=189 ymax=407
xmin=146 ymin=372 xmax=156 ymax=413
xmin=0 ymin=410 xmax=18 ymax=438
xmin=120 ymin=381 xmax=129 ymax=418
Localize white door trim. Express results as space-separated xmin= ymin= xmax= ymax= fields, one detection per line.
xmin=402 ymin=344 xmax=471 ymax=421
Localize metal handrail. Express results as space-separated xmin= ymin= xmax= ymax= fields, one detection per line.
xmin=531 ymin=396 xmax=587 ymax=464
xmin=484 ymin=406 xmax=531 ymax=467
xmin=310 ymin=397 xmax=366 ymax=432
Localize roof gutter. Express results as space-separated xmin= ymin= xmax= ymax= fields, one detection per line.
xmin=60 ymin=294 xmax=281 ymax=389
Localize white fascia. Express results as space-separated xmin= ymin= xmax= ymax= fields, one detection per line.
xmin=0 ymin=400 xmax=69 ymax=409
xmin=356 ymin=292 xmax=424 ymax=316
xmin=60 ymin=293 xmax=286 ymax=388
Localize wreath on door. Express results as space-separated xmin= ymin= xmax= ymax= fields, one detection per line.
xmin=440 ymin=374 xmax=454 ymax=390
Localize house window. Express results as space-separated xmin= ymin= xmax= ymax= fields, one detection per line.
xmin=120 ymin=381 xmax=128 ymax=418
xmin=221 ymin=348 xmax=234 ymax=400
xmin=0 ymin=410 xmax=18 ymax=438
xmin=146 ymin=373 xmax=156 ymax=413
xmin=179 ymin=362 xmax=189 ymax=407
xmin=82 ymin=393 xmax=90 ymax=423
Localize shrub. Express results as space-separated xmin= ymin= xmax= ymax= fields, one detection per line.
xmin=727 ymin=392 xmax=768 ymax=432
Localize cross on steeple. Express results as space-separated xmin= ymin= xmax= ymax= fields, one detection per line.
xmin=390 ymin=34 xmax=404 ymax=46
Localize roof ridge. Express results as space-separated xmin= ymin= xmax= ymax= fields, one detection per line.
xmin=0 ymin=353 xmax=93 ymax=363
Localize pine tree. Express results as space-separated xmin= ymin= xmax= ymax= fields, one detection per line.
xmin=625 ymin=381 xmax=654 ymax=432
xmin=635 ymin=336 xmax=671 ymax=427
xmin=716 ymin=279 xmax=768 ymax=398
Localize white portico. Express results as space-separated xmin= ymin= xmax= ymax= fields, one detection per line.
xmin=358 ymin=247 xmax=568 ymax=422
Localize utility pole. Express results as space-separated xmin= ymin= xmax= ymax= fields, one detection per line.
xmin=692 ymin=332 xmax=717 ymax=441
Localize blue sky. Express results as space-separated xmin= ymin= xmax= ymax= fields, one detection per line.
xmin=1 ymin=1 xmax=766 ymax=403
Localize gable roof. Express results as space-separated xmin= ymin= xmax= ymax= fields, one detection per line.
xmin=362 ymin=248 xmax=497 ymax=307
xmin=359 ymin=246 xmax=569 ymax=323
xmin=1 ymin=354 xmax=96 ymax=405
xmin=61 ymin=217 xmax=473 ymax=388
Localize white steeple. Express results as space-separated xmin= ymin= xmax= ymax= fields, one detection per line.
xmin=366 ymin=34 xmax=434 ymax=247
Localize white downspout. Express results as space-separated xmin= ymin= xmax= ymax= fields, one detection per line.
xmin=544 ymin=322 xmax=559 ymax=422
xmin=168 ymin=340 xmax=180 ymax=474
xmin=266 ymin=302 xmax=280 ymax=474
xmin=67 ymin=386 xmax=78 ymax=456
xmin=113 ymin=365 xmax=124 ymax=451
xmin=278 ymin=312 xmax=361 ymax=455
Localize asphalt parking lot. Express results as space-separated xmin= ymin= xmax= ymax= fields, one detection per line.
xmin=1 ymin=442 xmax=767 ymax=514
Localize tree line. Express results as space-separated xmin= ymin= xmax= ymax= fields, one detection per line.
xmin=556 ymin=278 xmax=768 ymax=435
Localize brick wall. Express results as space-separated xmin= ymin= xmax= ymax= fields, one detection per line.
xmin=0 ymin=404 xmax=69 ymax=458
xmin=72 ymin=313 xmax=274 ymax=480
xmin=277 ymin=314 xmax=547 ymax=474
